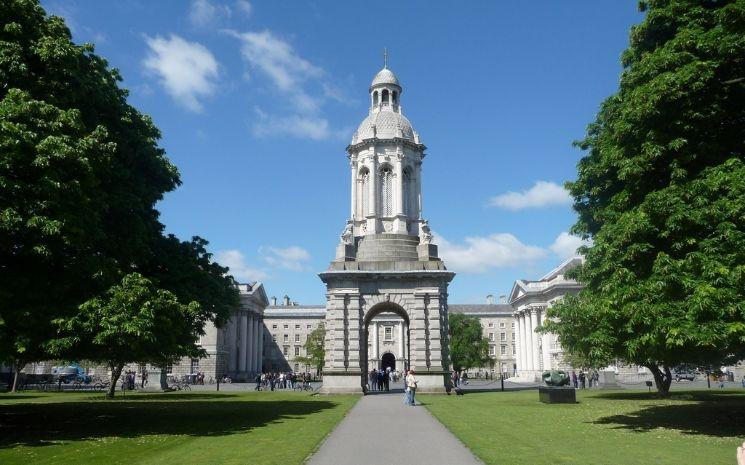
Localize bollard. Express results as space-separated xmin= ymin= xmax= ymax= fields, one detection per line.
xmin=500 ymin=373 xmax=504 ymax=392
xmin=217 ymin=377 xmax=220 ymax=392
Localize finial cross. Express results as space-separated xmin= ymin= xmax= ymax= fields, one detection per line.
xmin=383 ymin=48 xmax=388 ymax=68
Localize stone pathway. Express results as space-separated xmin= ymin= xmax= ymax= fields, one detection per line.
xmin=306 ymin=392 xmax=483 ymax=465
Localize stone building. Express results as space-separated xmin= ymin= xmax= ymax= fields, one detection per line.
xmin=509 ymin=257 xmax=583 ymax=380
xmin=262 ymin=299 xmax=325 ymax=373
xmin=450 ymin=300 xmax=517 ymax=376
xmin=319 ymin=60 xmax=454 ymax=393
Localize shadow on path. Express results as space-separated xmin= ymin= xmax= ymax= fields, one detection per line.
xmin=0 ymin=396 xmax=339 ymax=448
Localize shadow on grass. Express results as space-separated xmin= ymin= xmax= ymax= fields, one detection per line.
xmin=593 ymin=391 xmax=745 ymax=438
xmin=0 ymin=396 xmax=339 ymax=448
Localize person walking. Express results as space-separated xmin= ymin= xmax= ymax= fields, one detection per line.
xmin=452 ymin=370 xmax=459 ymax=388
xmin=579 ymin=371 xmax=586 ymax=389
xmin=571 ymin=370 xmax=578 ymax=388
xmin=405 ymin=369 xmax=418 ymax=406
xmin=383 ymin=369 xmax=390 ymax=392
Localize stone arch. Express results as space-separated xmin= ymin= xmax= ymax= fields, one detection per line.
xmin=362 ymin=300 xmax=410 ymax=387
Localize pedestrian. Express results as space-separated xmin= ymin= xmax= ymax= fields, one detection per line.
xmin=254 ymin=373 xmax=262 ymax=391
xmin=571 ymin=370 xmax=578 ymax=388
xmin=579 ymin=371 xmax=586 ymax=389
xmin=452 ymin=370 xmax=459 ymax=388
xmin=141 ymin=370 xmax=148 ymax=389
xmin=461 ymin=370 xmax=469 ymax=386
xmin=383 ymin=369 xmax=390 ymax=392
xmin=405 ymin=369 xmax=418 ymax=406
xmin=741 ymin=375 xmax=745 ymax=389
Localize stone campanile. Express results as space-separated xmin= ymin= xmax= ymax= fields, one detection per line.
xmin=319 ymin=57 xmax=455 ymax=394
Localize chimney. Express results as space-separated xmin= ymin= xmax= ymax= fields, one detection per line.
xmin=499 ymin=295 xmax=507 ymax=304
xmin=486 ymin=294 xmax=494 ymax=305
xmin=271 ymin=296 xmax=277 ymax=306
xmin=283 ymin=295 xmax=290 ymax=306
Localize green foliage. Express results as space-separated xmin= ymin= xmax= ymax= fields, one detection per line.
xmin=543 ymin=0 xmax=745 ymax=396
xmin=448 ymin=313 xmax=490 ymax=371
xmin=0 ymin=0 xmax=239 ymax=385
xmin=50 ymin=273 xmax=203 ymax=397
xmin=296 ymin=327 xmax=325 ymax=374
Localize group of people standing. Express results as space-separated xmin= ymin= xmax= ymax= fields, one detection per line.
xmin=255 ymin=371 xmax=312 ymax=391
xmin=570 ymin=370 xmax=599 ymax=389
xmin=451 ymin=370 xmax=469 ymax=387
xmin=368 ymin=368 xmax=398 ymax=391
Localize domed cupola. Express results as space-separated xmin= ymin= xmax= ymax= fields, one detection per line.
xmin=351 ymin=52 xmax=420 ymax=146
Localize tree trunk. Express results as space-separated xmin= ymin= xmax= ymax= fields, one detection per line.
xmin=160 ymin=368 xmax=168 ymax=390
xmin=647 ymin=364 xmax=671 ymax=397
xmin=107 ymin=363 xmax=124 ymax=399
xmin=10 ymin=360 xmax=22 ymax=393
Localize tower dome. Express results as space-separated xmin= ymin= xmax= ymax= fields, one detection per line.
xmin=370 ymin=68 xmax=400 ymax=88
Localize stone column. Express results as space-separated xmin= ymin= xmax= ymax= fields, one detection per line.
xmin=426 ymin=294 xmax=445 ymax=371
xmin=371 ymin=321 xmax=379 ymax=368
xmin=368 ymin=152 xmax=378 ymax=233
xmin=346 ymin=294 xmax=362 ymax=373
xmin=239 ymin=313 xmax=248 ymax=373
xmin=415 ymin=160 xmax=422 ymax=219
xmin=326 ymin=294 xmax=347 ymax=370
xmin=251 ymin=315 xmax=259 ymax=374
xmin=350 ymin=159 xmax=357 ymax=220
xmin=245 ymin=314 xmax=253 ymax=374
xmin=530 ymin=308 xmax=540 ymax=374
xmin=397 ymin=321 xmax=404 ymax=363
xmin=514 ymin=315 xmax=522 ymax=373
xmin=410 ymin=293 xmax=428 ymax=371
xmin=257 ymin=317 xmax=264 ymax=374
xmin=520 ymin=311 xmax=530 ymax=371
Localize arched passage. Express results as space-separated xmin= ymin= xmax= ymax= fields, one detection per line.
xmin=362 ymin=302 xmax=410 ymax=391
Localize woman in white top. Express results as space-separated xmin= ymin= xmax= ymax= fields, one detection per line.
xmin=405 ymin=370 xmax=418 ymax=406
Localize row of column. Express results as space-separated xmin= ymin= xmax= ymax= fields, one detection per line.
xmin=238 ymin=312 xmax=263 ymax=375
xmin=516 ymin=307 xmax=542 ymax=373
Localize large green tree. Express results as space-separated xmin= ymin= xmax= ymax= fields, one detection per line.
xmin=448 ymin=314 xmax=490 ymax=371
xmin=51 ymin=273 xmax=204 ymax=399
xmin=0 ymin=0 xmax=238 ymax=391
xmin=542 ymin=0 xmax=745 ymax=396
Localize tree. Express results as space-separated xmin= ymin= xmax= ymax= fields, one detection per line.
xmin=296 ymin=327 xmax=325 ymax=376
xmin=448 ymin=314 xmax=490 ymax=371
xmin=0 ymin=1 xmax=239 ymax=391
xmin=542 ymin=0 xmax=745 ymax=397
xmin=50 ymin=273 xmax=204 ymax=399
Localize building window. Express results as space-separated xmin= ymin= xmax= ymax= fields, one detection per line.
xmin=307 ymin=324 xmax=312 ymax=329
xmin=511 ymin=322 xmax=515 ymax=328
xmin=488 ymin=322 xmax=494 ymax=328
xmin=272 ymin=334 xmax=277 ymax=342
xmin=488 ymin=333 xmax=494 ymax=342
xmin=500 ymin=332 xmax=506 ymax=341
xmin=295 ymin=346 xmax=300 ymax=356
xmin=501 ymin=345 xmax=507 ymax=355
xmin=499 ymin=322 xmax=505 ymax=328
xmin=283 ymin=346 xmax=289 ymax=356
xmin=284 ymin=324 xmax=288 ymax=329
xmin=512 ymin=332 xmax=516 ymax=340
xmin=190 ymin=358 xmax=199 ymax=373
xmin=165 ymin=364 xmax=172 ymax=374
xmin=283 ymin=334 xmax=289 ymax=343
xmin=272 ymin=324 xmax=277 ymax=329
xmin=384 ymin=326 xmax=393 ymax=341
xmin=380 ymin=166 xmax=393 ymax=216
xmin=489 ymin=346 xmax=495 ymax=356
xmin=294 ymin=363 xmax=300 ymax=372
xmin=295 ymin=324 xmax=300 ymax=329
xmin=295 ymin=334 xmax=300 ymax=343
xmin=512 ymin=345 xmax=516 ymax=355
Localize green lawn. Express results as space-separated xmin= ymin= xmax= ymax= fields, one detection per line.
xmin=0 ymin=391 xmax=358 ymax=465
xmin=424 ymin=389 xmax=745 ymax=465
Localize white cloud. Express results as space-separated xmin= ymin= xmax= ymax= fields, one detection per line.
xmin=252 ymin=107 xmax=332 ymax=140
xmin=235 ymin=0 xmax=252 ymax=17
xmin=549 ymin=232 xmax=592 ymax=260
xmin=226 ymin=29 xmax=343 ymax=139
xmin=214 ymin=249 xmax=269 ymax=282
xmin=261 ymin=246 xmax=311 ymax=271
xmin=489 ymin=181 xmax=572 ymax=211
xmin=435 ymin=232 xmax=546 ymax=274
xmin=143 ymin=34 xmax=219 ymax=112
xmin=188 ymin=0 xmax=232 ymax=28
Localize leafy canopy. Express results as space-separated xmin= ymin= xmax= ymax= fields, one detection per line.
xmin=296 ymin=326 xmax=325 ymax=374
xmin=448 ymin=313 xmax=491 ymax=371
xmin=542 ymin=0 xmax=745 ymax=395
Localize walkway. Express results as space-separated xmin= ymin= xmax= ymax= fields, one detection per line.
xmin=306 ymin=392 xmax=482 ymax=465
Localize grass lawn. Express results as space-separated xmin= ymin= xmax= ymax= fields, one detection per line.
xmin=0 ymin=390 xmax=358 ymax=465
xmin=424 ymin=389 xmax=745 ymax=465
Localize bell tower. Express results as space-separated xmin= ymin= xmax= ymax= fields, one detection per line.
xmin=320 ymin=55 xmax=454 ymax=394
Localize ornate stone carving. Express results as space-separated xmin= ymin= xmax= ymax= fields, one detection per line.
xmin=420 ymin=220 xmax=432 ymax=244
xmin=340 ymin=221 xmax=353 ymax=244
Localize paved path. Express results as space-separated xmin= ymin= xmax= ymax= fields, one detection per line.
xmin=306 ymin=392 xmax=482 ymax=465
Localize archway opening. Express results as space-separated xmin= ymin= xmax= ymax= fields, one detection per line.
xmin=362 ymin=302 xmax=410 ymax=393
xmin=381 ymin=352 xmax=396 ymax=372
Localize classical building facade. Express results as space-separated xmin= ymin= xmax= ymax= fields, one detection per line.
xmin=319 ymin=62 xmax=455 ymax=393
xmin=509 ymin=257 xmax=583 ymax=381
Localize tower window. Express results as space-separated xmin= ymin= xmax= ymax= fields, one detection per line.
xmin=359 ymin=167 xmax=370 ymax=216
xmin=373 ymin=91 xmax=379 ymax=106
xmin=380 ymin=166 xmax=393 ymax=216
xmin=392 ymin=90 xmax=398 ymax=105
xmin=381 ymin=89 xmax=389 ymax=105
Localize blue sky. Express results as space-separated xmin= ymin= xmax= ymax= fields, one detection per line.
xmin=43 ymin=1 xmax=643 ymax=305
